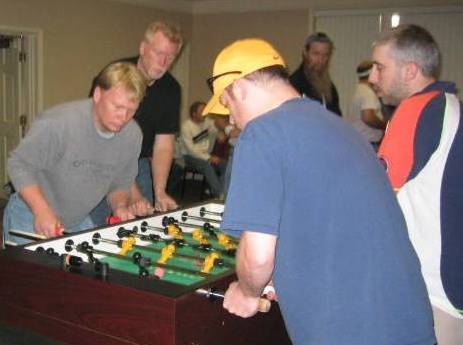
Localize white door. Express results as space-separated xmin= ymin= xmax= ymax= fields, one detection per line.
xmin=315 ymin=13 xmax=381 ymax=116
xmin=314 ymin=6 xmax=463 ymax=116
xmin=0 ymin=35 xmax=22 ymax=199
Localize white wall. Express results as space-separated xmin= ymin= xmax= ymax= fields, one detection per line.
xmin=314 ymin=6 xmax=463 ymax=116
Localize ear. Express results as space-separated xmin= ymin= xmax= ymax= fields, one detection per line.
xmin=93 ymin=86 xmax=101 ymax=103
xmin=139 ymin=41 xmax=145 ymax=56
xmin=403 ymin=62 xmax=420 ymax=82
xmin=232 ymin=78 xmax=249 ymax=102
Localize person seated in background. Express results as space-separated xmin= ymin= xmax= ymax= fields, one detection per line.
xmin=212 ymin=116 xmax=240 ymax=199
xmin=346 ymin=60 xmax=387 ymax=150
xmin=2 ymin=62 xmax=152 ymax=246
xmin=165 ymin=134 xmax=186 ymax=200
xmin=180 ymin=101 xmax=227 ymax=199
xmin=210 ymin=115 xmax=231 ymax=162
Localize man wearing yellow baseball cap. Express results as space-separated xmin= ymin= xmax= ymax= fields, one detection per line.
xmin=210 ymin=39 xmax=435 ymax=345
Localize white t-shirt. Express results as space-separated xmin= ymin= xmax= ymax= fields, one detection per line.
xmin=180 ymin=117 xmax=217 ymax=161
xmin=347 ymin=83 xmax=383 ymax=142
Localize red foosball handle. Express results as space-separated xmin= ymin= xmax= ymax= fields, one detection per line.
xmin=54 ymin=224 xmax=64 ymax=236
xmin=106 ymin=216 xmax=121 ymax=225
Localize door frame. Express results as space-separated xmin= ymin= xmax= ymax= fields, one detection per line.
xmin=0 ymin=25 xmax=42 ymax=199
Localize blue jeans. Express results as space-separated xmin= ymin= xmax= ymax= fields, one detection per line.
xmin=3 ymin=193 xmax=95 ymax=246
xmin=184 ymin=155 xmax=226 ymax=198
xmin=136 ymin=157 xmax=154 ymax=205
xmin=89 ymin=158 xmax=153 ymax=227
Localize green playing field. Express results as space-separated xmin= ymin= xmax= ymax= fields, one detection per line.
xmin=97 ymin=234 xmax=236 ymax=286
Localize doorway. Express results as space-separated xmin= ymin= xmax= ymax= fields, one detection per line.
xmin=0 ymin=28 xmax=41 ymax=200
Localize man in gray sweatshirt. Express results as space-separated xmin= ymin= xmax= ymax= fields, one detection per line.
xmin=3 ymin=62 xmax=151 ymax=245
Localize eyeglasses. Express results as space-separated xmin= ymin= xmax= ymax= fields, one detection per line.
xmin=206 ymin=71 xmax=242 ymax=93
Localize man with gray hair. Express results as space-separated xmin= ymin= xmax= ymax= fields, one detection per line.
xmin=369 ymin=24 xmax=463 ymax=345
xmin=90 ymin=21 xmax=183 ymax=225
xmin=290 ymin=32 xmax=342 ymax=116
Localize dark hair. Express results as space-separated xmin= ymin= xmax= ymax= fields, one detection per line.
xmin=189 ymin=101 xmax=206 ymax=116
xmin=356 ymin=60 xmax=373 ymax=80
xmin=374 ymin=24 xmax=440 ymax=78
xmin=304 ymin=32 xmax=333 ymax=52
xmin=244 ymin=65 xmax=290 ymax=84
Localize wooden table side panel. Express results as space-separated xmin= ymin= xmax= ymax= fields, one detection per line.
xmin=174 ymin=284 xmax=293 ymax=345
xmin=0 ymin=256 xmax=177 ymax=345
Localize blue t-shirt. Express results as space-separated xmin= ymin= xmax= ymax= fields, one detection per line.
xmin=222 ymin=98 xmax=435 ymax=345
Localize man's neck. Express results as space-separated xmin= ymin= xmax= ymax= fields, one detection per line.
xmin=92 ymin=109 xmax=115 ymax=139
xmin=408 ymin=77 xmax=436 ymax=98
xmin=252 ymin=84 xmax=301 ymax=120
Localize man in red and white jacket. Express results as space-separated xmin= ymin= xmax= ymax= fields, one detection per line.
xmin=370 ymin=24 xmax=463 ymax=345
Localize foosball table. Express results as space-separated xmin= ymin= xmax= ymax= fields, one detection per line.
xmin=0 ymin=202 xmax=292 ymax=345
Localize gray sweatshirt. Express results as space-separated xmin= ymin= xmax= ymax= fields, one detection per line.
xmin=7 ymin=99 xmax=142 ymax=227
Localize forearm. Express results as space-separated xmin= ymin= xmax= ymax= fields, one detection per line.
xmin=19 ymin=184 xmax=62 ymax=237
xmin=152 ymin=134 xmax=175 ymax=195
xmin=107 ymin=189 xmax=137 ymax=222
xmin=107 ymin=189 xmax=131 ymax=212
xmin=127 ymin=183 xmax=154 ymax=216
xmin=19 ymin=185 xmax=54 ymax=217
xmin=235 ymin=232 xmax=276 ymax=297
xmin=129 ymin=183 xmax=145 ymax=203
xmin=361 ymin=109 xmax=386 ymax=130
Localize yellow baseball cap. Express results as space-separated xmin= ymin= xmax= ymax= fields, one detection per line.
xmin=203 ymin=38 xmax=286 ymax=116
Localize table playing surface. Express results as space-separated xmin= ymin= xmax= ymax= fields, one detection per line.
xmin=97 ymin=231 xmax=236 ymax=286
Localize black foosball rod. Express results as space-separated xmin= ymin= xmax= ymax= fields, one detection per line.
xmin=64 ymin=239 xmax=150 ymax=276
xmin=64 ymin=239 xmax=210 ymax=278
xmin=96 ymin=232 xmax=228 ymax=271
xmin=139 ymin=221 xmax=200 ymax=241
xmin=165 ymin=216 xmax=238 ymax=247
xmin=116 ymin=227 xmax=231 ymax=265
xmin=162 ymin=216 xmax=221 ymax=241
xmin=136 ymin=222 xmax=237 ymax=257
xmin=161 ymin=216 xmax=210 ymax=231
xmin=181 ymin=211 xmax=221 ymax=225
xmin=162 ymin=216 xmax=238 ymax=254
xmin=195 ymin=288 xmax=271 ymax=313
xmin=199 ymin=206 xmax=223 ymax=218
xmin=35 ymin=246 xmax=111 ymax=279
xmin=139 ymin=221 xmax=213 ymax=250
xmin=35 ymin=246 xmax=84 ymax=268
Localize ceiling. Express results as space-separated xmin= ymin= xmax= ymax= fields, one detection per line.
xmin=106 ymin=0 xmax=310 ymax=14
